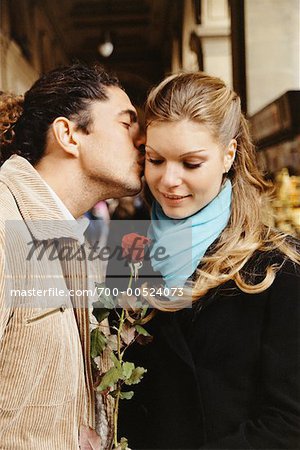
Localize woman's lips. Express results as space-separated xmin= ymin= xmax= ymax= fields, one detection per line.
xmin=160 ymin=192 xmax=191 ymax=204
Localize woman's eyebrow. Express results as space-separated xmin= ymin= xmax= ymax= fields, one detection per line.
xmin=180 ymin=149 xmax=207 ymax=157
xmin=145 ymin=146 xmax=207 ymax=156
xmin=145 ymin=145 xmax=160 ymax=153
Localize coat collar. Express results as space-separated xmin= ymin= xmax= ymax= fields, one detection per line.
xmin=0 ymin=155 xmax=82 ymax=242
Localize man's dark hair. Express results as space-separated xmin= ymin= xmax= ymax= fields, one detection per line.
xmin=0 ymin=62 xmax=120 ymax=165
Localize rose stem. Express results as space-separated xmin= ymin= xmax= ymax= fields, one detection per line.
xmin=113 ymin=272 xmax=133 ymax=447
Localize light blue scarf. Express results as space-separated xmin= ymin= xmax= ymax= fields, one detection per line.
xmin=148 ymin=179 xmax=232 ymax=287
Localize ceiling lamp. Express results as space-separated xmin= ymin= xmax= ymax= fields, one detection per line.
xmin=98 ymin=32 xmax=114 ymax=58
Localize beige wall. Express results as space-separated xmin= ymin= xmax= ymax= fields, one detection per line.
xmin=174 ymin=0 xmax=232 ymax=86
xmin=0 ymin=0 xmax=67 ymax=94
xmin=196 ymin=0 xmax=231 ymax=86
xmin=174 ymin=0 xmax=300 ymax=113
xmin=0 ymin=33 xmax=39 ymax=94
xmin=181 ymin=0 xmax=200 ymax=71
xmin=245 ymin=0 xmax=300 ymax=114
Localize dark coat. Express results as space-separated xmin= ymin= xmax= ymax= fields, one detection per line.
xmin=119 ymin=251 xmax=300 ymax=449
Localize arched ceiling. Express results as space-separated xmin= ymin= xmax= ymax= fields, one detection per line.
xmin=43 ymin=0 xmax=183 ymax=85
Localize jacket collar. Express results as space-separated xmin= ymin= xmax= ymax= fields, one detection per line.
xmin=0 ymin=155 xmax=82 ymax=242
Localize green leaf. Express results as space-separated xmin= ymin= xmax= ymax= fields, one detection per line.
xmin=94 ymin=282 xmax=115 ymax=308
xmin=92 ymin=306 xmax=110 ymax=323
xmin=119 ymin=391 xmax=134 ymax=400
xmin=141 ymin=306 xmax=148 ymax=319
xmin=135 ymin=324 xmax=150 ymax=336
xmin=91 ymin=358 xmax=98 ymax=371
xmin=109 ymin=389 xmax=134 ymax=400
xmin=97 ymin=366 xmax=122 ymax=392
xmin=110 ymin=352 xmax=122 ymax=371
xmin=124 ymin=366 xmax=147 ymax=385
xmin=91 ymin=328 xmax=107 ymax=358
xmin=122 ymin=361 xmax=135 ymax=380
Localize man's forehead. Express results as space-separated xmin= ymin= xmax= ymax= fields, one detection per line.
xmin=107 ymin=86 xmax=135 ymax=109
xmin=92 ymin=86 xmax=137 ymax=118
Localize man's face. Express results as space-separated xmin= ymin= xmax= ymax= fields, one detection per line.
xmin=78 ymin=86 xmax=143 ymax=198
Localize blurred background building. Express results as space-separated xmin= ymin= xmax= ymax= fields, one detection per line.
xmin=1 ymin=0 xmax=299 ymax=235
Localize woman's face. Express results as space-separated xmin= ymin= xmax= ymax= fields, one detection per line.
xmin=145 ymin=120 xmax=235 ymax=219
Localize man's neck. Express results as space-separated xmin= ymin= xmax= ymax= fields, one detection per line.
xmin=35 ymin=158 xmax=103 ymax=218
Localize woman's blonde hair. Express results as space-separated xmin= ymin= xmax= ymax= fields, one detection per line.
xmin=143 ymin=72 xmax=299 ymax=310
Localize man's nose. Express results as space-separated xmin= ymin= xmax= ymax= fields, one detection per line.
xmin=130 ymin=121 xmax=146 ymax=152
xmin=134 ymin=132 xmax=146 ymax=151
xmin=134 ymin=131 xmax=146 ymax=166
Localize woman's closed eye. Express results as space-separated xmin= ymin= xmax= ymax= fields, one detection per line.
xmin=184 ymin=162 xmax=203 ymax=169
xmin=146 ymin=157 xmax=164 ymax=165
xmin=146 ymin=158 xmax=203 ymax=169
xmin=122 ymin=122 xmax=131 ymax=129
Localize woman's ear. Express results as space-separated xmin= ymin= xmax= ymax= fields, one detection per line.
xmin=51 ymin=117 xmax=80 ymax=158
xmin=223 ymin=139 xmax=237 ymax=173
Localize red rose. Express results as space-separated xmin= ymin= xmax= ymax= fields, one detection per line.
xmin=121 ymin=233 xmax=151 ymax=262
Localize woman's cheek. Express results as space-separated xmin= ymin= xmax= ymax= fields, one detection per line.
xmin=144 ymin=165 xmax=153 ymax=185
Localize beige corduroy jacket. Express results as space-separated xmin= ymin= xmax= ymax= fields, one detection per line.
xmin=0 ymin=156 xmax=100 ymax=449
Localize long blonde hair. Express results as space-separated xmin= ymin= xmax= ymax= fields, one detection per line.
xmin=143 ymin=72 xmax=299 ymax=310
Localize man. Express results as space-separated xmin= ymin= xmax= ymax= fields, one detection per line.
xmin=0 ymin=63 xmax=142 ymax=449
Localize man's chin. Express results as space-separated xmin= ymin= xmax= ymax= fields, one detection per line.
xmin=123 ymin=180 xmax=142 ymax=197
xmin=111 ymin=177 xmax=142 ymax=199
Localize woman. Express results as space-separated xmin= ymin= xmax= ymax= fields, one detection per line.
xmin=119 ymin=72 xmax=300 ymax=449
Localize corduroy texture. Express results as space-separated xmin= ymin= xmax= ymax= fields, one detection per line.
xmin=0 ymin=155 xmax=103 ymax=449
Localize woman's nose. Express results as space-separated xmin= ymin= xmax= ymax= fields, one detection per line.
xmin=160 ymin=164 xmax=182 ymax=187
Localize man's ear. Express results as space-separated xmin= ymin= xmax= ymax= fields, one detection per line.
xmin=51 ymin=117 xmax=80 ymax=157
xmin=223 ymin=139 xmax=237 ymax=173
